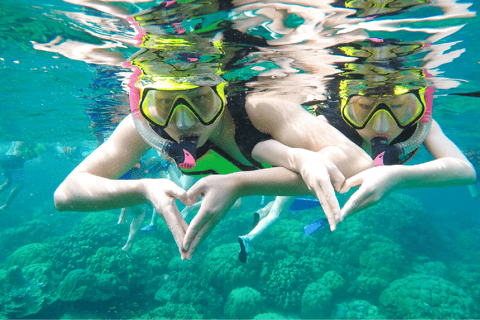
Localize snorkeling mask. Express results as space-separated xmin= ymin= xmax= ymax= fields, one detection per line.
xmin=139 ymin=82 xmax=226 ymax=129
xmin=341 ymin=86 xmax=427 ymax=130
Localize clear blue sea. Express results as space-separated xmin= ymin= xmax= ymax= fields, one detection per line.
xmin=0 ymin=0 xmax=479 ymax=319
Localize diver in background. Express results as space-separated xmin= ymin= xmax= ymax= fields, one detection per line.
xmin=0 ymin=141 xmax=47 ymax=211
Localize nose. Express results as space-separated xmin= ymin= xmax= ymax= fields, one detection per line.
xmin=370 ymin=109 xmax=394 ymax=133
xmin=174 ymin=106 xmax=198 ymax=130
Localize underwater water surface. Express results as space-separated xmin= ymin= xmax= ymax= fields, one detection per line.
xmin=1 ymin=0 xmax=480 ymax=319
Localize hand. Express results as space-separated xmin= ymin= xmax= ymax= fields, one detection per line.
xmin=294 ymin=148 xmax=346 ymax=231
xmin=339 ymin=165 xmax=401 ymax=220
xmin=143 ymin=178 xmax=192 ymax=258
xmin=182 ymin=175 xmax=240 ymax=259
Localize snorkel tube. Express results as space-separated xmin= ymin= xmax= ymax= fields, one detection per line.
xmin=371 ymin=79 xmax=434 ymax=166
xmin=132 ymin=113 xmax=197 ymax=169
xmin=126 ymin=61 xmax=197 ymax=169
xmin=372 ymin=119 xmax=431 ymax=166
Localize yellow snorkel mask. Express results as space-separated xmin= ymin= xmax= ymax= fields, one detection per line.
xmin=139 ymin=80 xmax=227 ymax=129
xmin=340 ymin=83 xmax=427 ymax=130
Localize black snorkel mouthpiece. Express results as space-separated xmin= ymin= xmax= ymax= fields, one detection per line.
xmin=165 ymin=135 xmax=198 ymax=169
xmin=371 ymin=137 xmax=400 ymax=166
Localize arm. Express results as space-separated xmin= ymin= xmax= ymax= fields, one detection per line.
xmin=54 ymin=115 xmax=191 ymax=255
xmin=247 ymin=98 xmax=373 ymax=229
xmin=340 ymin=120 xmax=476 ymax=219
xmin=54 ymin=115 xmax=153 ymax=211
xmin=246 ymin=97 xmax=373 ymax=178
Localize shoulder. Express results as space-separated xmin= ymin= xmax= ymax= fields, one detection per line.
xmin=245 ymin=96 xmax=311 ymax=134
xmin=423 ymin=119 xmax=466 ymax=160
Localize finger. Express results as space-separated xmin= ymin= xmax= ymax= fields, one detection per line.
xmin=166 ymin=186 xmax=191 ymax=207
xmin=162 ymin=194 xmax=189 ymax=233
xmin=159 ymin=203 xmax=187 ymax=252
xmin=184 ymin=218 xmax=218 ymax=260
xmin=311 ymin=186 xmax=337 ymax=232
xmin=329 ymin=165 xmax=346 ymax=193
xmin=186 ymin=184 xmax=203 ymax=205
xmin=174 ymin=207 xmax=189 ymax=233
xmin=339 ymin=173 xmax=364 ymax=194
xmin=319 ymin=177 xmax=341 ymax=222
xmin=183 ymin=204 xmax=209 ymax=251
xmin=339 ymin=187 xmax=370 ymax=221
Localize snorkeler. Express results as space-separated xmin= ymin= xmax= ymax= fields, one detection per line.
xmin=54 ymin=43 xmax=373 ymax=260
xmin=237 ymin=79 xmax=475 ymax=262
xmin=0 ymin=141 xmax=46 ymax=211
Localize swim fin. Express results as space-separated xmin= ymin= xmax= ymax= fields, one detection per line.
xmin=290 ymin=198 xmax=321 ymax=211
xmin=304 ymin=218 xmax=329 ymax=236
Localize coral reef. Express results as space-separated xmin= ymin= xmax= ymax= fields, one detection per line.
xmin=4 ymin=243 xmax=51 ymax=269
xmin=379 ymin=273 xmax=476 ymax=318
xmin=201 ymin=243 xmax=262 ymax=292
xmin=0 ymin=265 xmax=57 ymax=319
xmin=1 ymin=191 xmax=478 ymax=319
xmin=301 ymin=281 xmax=332 ymax=318
xmin=332 ymin=300 xmax=385 ymax=319
xmin=57 ymin=269 xmax=127 ymax=302
xmin=224 ymin=286 xmax=265 ymax=319
xmin=262 ymin=256 xmax=314 ymax=311
xmin=0 ymin=220 xmax=55 ymax=263
xmin=140 ymin=302 xmax=203 ymax=319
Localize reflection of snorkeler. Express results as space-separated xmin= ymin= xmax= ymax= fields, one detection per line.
xmin=333 ymin=0 xmax=429 ymax=18
xmin=0 ymin=142 xmax=46 ymax=211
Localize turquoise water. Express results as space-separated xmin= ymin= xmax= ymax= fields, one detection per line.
xmin=1 ymin=0 xmax=480 ymax=318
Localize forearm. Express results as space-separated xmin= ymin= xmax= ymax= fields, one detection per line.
xmin=54 ymin=172 xmax=147 ymax=212
xmin=231 ymin=167 xmax=312 ymax=197
xmin=254 ymin=140 xmax=373 ymax=179
xmin=394 ymin=157 xmax=476 ymax=190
